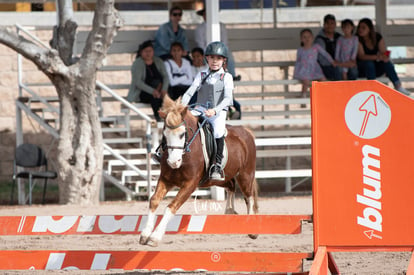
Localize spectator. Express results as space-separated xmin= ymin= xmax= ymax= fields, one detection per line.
xmin=335 ymin=19 xmax=359 ymax=80
xmin=164 ymin=42 xmax=194 ymax=100
xmin=153 ymin=6 xmax=189 ymax=60
xmin=356 ymin=18 xmax=410 ymax=95
xmin=314 ymin=14 xmax=342 ymax=80
xmin=188 ymin=47 xmax=208 ymax=105
xmin=294 ymin=29 xmax=336 ymax=100
xmin=194 ymin=8 xmax=240 ymax=81
xmin=127 ymin=40 xmax=169 ymax=122
xmin=191 ymin=47 xmax=208 ymax=76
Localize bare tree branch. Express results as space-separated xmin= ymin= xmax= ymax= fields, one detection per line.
xmin=0 ymin=26 xmax=69 ymax=77
xmin=50 ymin=0 xmax=78 ymax=65
xmin=80 ymin=0 xmax=122 ymax=73
xmin=57 ymin=0 xmax=74 ymax=24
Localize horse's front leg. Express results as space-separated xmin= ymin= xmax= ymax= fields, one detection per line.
xmin=146 ymin=181 xmax=197 ymax=247
xmin=140 ymin=178 xmax=170 ymax=245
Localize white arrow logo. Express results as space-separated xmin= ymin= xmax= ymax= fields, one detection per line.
xmin=345 ymin=91 xmax=391 ymax=139
xmin=364 ymin=230 xmax=382 ymax=240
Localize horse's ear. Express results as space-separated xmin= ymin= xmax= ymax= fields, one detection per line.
xmin=181 ymin=106 xmax=188 ymax=117
xmin=163 ymin=94 xmax=173 ymax=107
xmin=158 ymin=110 xmax=167 ymax=119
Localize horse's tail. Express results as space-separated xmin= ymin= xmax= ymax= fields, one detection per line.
xmin=252 ymin=178 xmax=259 ymax=214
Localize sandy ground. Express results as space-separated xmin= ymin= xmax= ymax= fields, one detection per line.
xmin=0 ymin=195 xmax=411 ymax=275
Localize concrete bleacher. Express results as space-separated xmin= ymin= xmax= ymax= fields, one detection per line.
xmin=82 ymin=20 xmax=414 ymax=195
xmin=10 ymin=3 xmax=414 ymax=200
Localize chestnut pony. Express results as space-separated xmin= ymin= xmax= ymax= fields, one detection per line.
xmin=139 ymin=95 xmax=258 ymax=246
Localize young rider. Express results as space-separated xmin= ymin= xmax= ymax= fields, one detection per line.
xmin=152 ymin=41 xmax=233 ymax=181
xmin=181 ymin=41 xmax=234 ymax=181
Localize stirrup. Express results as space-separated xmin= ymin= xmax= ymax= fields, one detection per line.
xmin=210 ymin=164 xmax=225 ymax=181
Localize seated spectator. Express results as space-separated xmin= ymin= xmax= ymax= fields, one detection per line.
xmin=356 ymin=18 xmax=409 ymax=95
xmin=126 ymin=40 xmax=169 ymax=122
xmin=153 ymin=6 xmax=189 ymax=60
xmin=164 ymin=42 xmax=194 ymax=100
xmin=188 ymin=47 xmax=208 ymax=105
xmin=191 ymin=47 xmax=208 ymax=76
xmin=335 ymin=19 xmax=358 ymax=80
xmin=294 ymin=29 xmax=336 ymax=102
xmin=314 ymin=14 xmax=342 ymax=81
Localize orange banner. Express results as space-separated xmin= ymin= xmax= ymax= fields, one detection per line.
xmin=0 ymin=215 xmax=310 ymax=235
xmin=0 ymin=250 xmax=311 ymax=272
xmin=312 ymin=80 xmax=414 ymax=249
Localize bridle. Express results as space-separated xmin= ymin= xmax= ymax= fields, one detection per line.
xmin=164 ymin=112 xmax=207 ymax=153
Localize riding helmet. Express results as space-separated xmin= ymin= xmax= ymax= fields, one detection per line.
xmin=205 ymin=41 xmax=228 ymax=59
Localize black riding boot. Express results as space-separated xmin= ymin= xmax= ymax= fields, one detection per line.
xmin=152 ymin=136 xmax=166 ymax=163
xmin=210 ymin=137 xmax=225 ymax=181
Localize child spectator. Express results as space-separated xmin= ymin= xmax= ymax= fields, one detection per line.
xmin=191 ymin=47 xmax=209 ymax=76
xmin=164 ymin=42 xmax=194 ymax=100
xmin=294 ymin=29 xmax=336 ymax=100
xmin=188 ymin=47 xmax=208 ymax=105
xmin=335 ymin=19 xmax=359 ymax=80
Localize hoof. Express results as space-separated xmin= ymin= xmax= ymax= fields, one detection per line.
xmin=225 ymin=208 xmax=238 ymax=214
xmin=146 ymin=237 xmax=160 ymax=247
xmin=139 ymin=235 xmax=149 ymax=245
xmin=248 ymin=233 xmax=259 ymax=239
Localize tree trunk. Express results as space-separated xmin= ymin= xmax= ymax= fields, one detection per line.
xmin=54 ymin=69 xmax=103 ymax=205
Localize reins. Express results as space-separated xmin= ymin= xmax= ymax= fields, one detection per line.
xmin=183 ymin=106 xmax=209 ymax=153
xmin=164 ymin=107 xmax=207 ymax=153
xmin=185 ymin=117 xmax=207 ymax=152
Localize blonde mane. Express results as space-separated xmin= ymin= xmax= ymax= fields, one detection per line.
xmin=160 ymin=95 xmax=187 ymax=128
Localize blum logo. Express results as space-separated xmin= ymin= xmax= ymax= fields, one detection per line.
xmin=357 ymin=145 xmax=382 ymax=238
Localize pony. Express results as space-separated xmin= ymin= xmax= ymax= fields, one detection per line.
xmin=139 ymin=95 xmax=258 ymax=246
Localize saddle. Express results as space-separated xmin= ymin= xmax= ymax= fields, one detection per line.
xmin=198 ymin=117 xmax=228 ymax=173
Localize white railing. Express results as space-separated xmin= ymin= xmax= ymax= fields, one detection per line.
xmin=14 ymin=24 xmax=158 ymax=202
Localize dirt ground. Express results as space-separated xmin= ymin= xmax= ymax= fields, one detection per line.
xmin=0 ymin=195 xmax=411 ymax=275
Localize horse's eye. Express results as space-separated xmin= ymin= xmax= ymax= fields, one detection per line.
xmin=179 ymin=133 xmax=185 ymax=139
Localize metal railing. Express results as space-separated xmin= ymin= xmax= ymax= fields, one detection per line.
xmin=15 ymin=24 xmax=157 ymax=202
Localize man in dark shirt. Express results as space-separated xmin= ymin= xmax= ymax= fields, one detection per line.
xmin=314 ymin=14 xmax=342 ymax=80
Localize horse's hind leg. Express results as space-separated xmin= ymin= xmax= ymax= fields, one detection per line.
xmin=140 ymin=179 xmax=170 ymax=245
xmin=236 ymin=174 xmax=259 ymax=239
xmin=238 ymin=177 xmax=259 ymax=215
xmin=225 ymin=179 xmax=237 ymax=214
